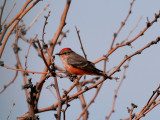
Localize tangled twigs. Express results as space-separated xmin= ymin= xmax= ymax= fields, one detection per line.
xmin=36 ymin=39 xmax=56 ymax=77
xmin=135 ymin=84 xmax=160 ymax=120
xmin=36 ymin=0 xmax=71 ymax=91
xmin=0 ymin=0 xmax=40 ymax=58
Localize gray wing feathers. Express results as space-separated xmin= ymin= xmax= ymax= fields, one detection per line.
xmin=67 ymin=52 xmax=103 ymax=75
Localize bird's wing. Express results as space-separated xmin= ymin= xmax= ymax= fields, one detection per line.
xmin=67 ymin=52 xmax=103 ymax=74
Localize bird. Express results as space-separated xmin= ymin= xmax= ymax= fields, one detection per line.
xmin=56 ymin=48 xmax=110 ymax=79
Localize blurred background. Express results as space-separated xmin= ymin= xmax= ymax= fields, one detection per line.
xmin=0 ymin=0 xmax=160 ymax=119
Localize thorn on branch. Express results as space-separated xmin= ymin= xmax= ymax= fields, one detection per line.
xmin=146 ymin=17 xmax=151 ymax=27
xmin=23 ymin=115 xmax=39 ymax=120
xmin=116 ymin=43 xmax=119 ymax=46
xmin=84 ymin=86 xmax=88 ymax=91
xmin=117 ymin=68 xmax=121 ymax=72
xmin=113 ymin=33 xmax=117 ymax=38
xmin=155 ymin=13 xmax=159 ymax=19
xmin=136 ymin=50 xmax=142 ymax=54
xmin=12 ymin=43 xmax=21 ymax=54
xmin=131 ymin=103 xmax=138 ymax=108
xmin=0 ymin=61 xmax=4 ymax=66
xmin=121 ymin=21 xmax=125 ymax=26
xmin=127 ymin=107 xmax=130 ymax=113
xmin=42 ymin=43 xmax=48 ymax=49
xmin=67 ymin=0 xmax=71 ymax=4
xmin=54 ymin=114 xmax=58 ymax=119
xmin=51 ymin=104 xmax=57 ymax=110
xmin=22 ymin=78 xmax=33 ymax=89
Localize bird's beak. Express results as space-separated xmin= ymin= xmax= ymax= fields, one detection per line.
xmin=56 ymin=53 xmax=61 ymax=55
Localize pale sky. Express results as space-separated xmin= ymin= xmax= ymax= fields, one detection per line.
xmin=0 ymin=0 xmax=160 ymax=120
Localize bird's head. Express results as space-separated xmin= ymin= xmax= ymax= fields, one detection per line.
xmin=56 ymin=48 xmax=73 ymax=58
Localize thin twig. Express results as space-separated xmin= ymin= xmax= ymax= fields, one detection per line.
xmin=0 ymin=70 xmax=18 ymax=94
xmin=0 ymin=0 xmax=40 ymax=58
xmin=94 ymin=11 xmax=160 ymax=64
xmin=2 ymin=2 xmax=16 ymax=25
xmin=0 ymin=0 xmax=33 ymax=44
xmin=36 ymin=39 xmax=55 ymax=76
xmin=0 ymin=0 xmax=7 ymax=32
xmin=77 ymin=82 xmax=103 ymax=120
xmin=121 ymin=16 xmax=142 ymax=44
xmin=46 ymin=84 xmax=58 ymax=100
xmin=3 ymin=64 xmax=50 ymax=74
xmin=7 ymin=101 xmax=15 ymax=120
xmin=57 ymin=30 xmax=69 ymax=45
xmin=13 ymin=25 xmax=31 ymax=113
xmin=75 ymin=26 xmax=87 ymax=59
xmin=54 ymin=77 xmax=62 ymax=120
xmin=110 ymin=0 xmax=135 ymax=50
xmin=25 ymin=35 xmax=38 ymax=72
xmin=135 ymin=84 xmax=160 ymax=120
xmin=106 ymin=59 xmax=131 ymax=120
xmin=27 ymin=2 xmax=50 ymax=31
xmin=76 ymin=84 xmax=88 ymax=120
xmin=42 ymin=11 xmax=51 ymax=43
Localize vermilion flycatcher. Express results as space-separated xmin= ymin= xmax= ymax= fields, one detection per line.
xmin=56 ymin=48 xmax=110 ymax=79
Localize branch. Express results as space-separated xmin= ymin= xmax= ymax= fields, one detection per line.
xmin=35 ymin=0 xmax=72 ymax=110
xmin=54 ymin=77 xmax=62 ymax=120
xmin=77 ymin=83 xmax=103 ymax=120
xmin=135 ymin=84 xmax=160 ymax=120
xmin=94 ymin=10 xmax=160 ymax=64
xmin=121 ymin=16 xmax=142 ymax=44
xmin=27 ymin=2 xmax=50 ymax=31
xmin=46 ymin=84 xmax=58 ymax=100
xmin=106 ymin=59 xmax=131 ymax=120
xmin=7 ymin=101 xmax=15 ymax=120
xmin=0 ymin=0 xmax=40 ymax=58
xmin=67 ymin=37 xmax=160 ymax=101
xmin=0 ymin=0 xmax=32 ymax=44
xmin=57 ymin=30 xmax=69 ymax=45
xmin=75 ymin=26 xmax=87 ymax=59
xmin=0 ymin=70 xmax=18 ymax=94
xmin=2 ymin=2 xmax=16 ymax=25
xmin=110 ymin=0 xmax=135 ymax=50
xmin=0 ymin=0 xmax=6 ymax=33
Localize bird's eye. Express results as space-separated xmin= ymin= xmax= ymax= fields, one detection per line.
xmin=62 ymin=52 xmax=67 ymax=55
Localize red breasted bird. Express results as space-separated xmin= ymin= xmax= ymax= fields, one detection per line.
xmin=56 ymin=48 xmax=110 ymax=79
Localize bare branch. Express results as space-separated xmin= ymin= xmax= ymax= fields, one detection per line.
xmin=7 ymin=101 xmax=15 ymax=120
xmin=27 ymin=2 xmax=50 ymax=31
xmin=110 ymin=0 xmax=135 ymax=50
xmin=0 ymin=70 xmax=18 ymax=94
xmin=75 ymin=26 xmax=87 ymax=59
xmin=106 ymin=59 xmax=131 ymax=120
xmin=2 ymin=2 xmax=16 ymax=25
